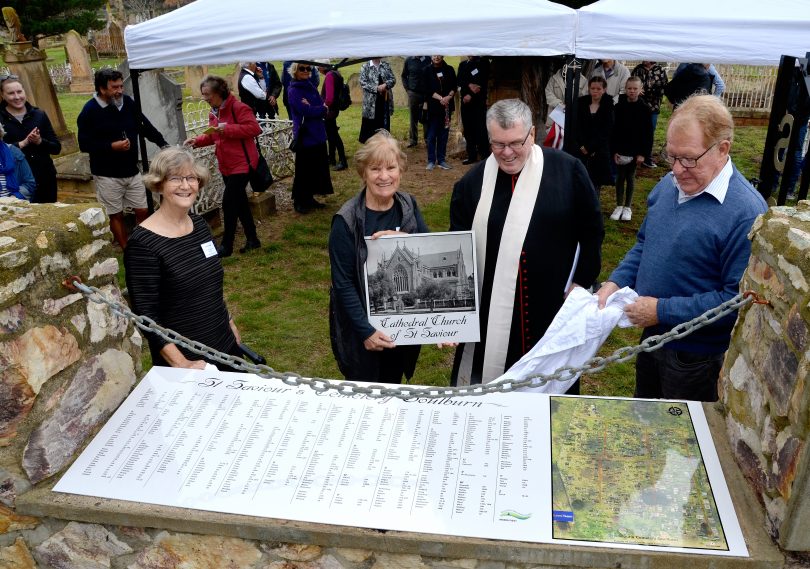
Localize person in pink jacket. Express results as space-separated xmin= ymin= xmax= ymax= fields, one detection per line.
xmin=185 ymin=75 xmax=261 ymax=257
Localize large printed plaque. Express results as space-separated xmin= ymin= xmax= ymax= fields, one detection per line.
xmin=54 ymin=367 xmax=748 ymax=556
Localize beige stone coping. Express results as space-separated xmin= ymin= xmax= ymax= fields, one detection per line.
xmin=16 ymin=404 xmax=786 ymax=569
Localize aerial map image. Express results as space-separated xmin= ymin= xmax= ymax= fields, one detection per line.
xmin=550 ymin=396 xmax=728 ymax=550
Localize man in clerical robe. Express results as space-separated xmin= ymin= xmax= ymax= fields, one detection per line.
xmin=449 ymin=98 xmax=604 ymax=389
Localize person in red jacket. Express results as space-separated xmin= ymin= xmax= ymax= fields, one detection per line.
xmin=185 ymin=75 xmax=261 ymax=257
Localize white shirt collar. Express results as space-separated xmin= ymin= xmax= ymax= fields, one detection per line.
xmin=675 ymin=158 xmax=733 ymax=204
xmin=94 ymin=94 xmax=109 ymax=108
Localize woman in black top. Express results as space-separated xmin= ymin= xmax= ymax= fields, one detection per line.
xmin=124 ymin=147 xmax=244 ymax=371
xmin=328 ymin=132 xmax=428 ymax=383
xmin=574 ymin=76 xmax=614 ymax=188
xmin=0 ymin=76 xmax=61 ymax=203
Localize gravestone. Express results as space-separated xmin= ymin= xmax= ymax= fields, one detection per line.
xmin=64 ymin=30 xmax=94 ymax=94
xmin=87 ymin=43 xmax=98 ymax=62
xmin=107 ymin=21 xmax=124 ymax=56
xmin=121 ymin=61 xmax=186 ymax=154
xmin=184 ymin=65 xmax=208 ymax=98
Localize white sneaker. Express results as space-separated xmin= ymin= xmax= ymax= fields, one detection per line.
xmin=426 ymin=162 xmax=435 ymax=171
xmin=620 ymin=207 xmax=632 ymax=221
xmin=609 ymin=206 xmax=623 ymax=220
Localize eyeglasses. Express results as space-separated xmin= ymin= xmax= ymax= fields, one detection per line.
xmin=298 ymin=65 xmax=312 ymax=72
xmin=490 ymin=129 xmax=532 ymax=152
xmin=166 ymin=176 xmax=199 ymax=186
xmin=660 ymin=142 xmax=718 ymax=169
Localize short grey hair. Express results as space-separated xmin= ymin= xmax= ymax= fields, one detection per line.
xmin=142 ymin=147 xmax=210 ymax=192
xmin=486 ymin=99 xmax=533 ymax=133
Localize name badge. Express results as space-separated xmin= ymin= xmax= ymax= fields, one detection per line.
xmin=201 ymin=241 xmax=218 ymax=258
xmin=471 ymin=68 xmax=479 ymax=76
xmin=436 ymin=72 xmax=444 ymax=78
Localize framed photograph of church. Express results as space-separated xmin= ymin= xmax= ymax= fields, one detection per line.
xmin=363 ymin=231 xmax=480 ymax=346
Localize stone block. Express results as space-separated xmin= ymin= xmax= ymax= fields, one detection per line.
xmin=0 ymin=537 xmax=36 ymax=569
xmin=0 ymin=466 xmax=31 ymax=507
xmin=33 ymin=521 xmax=131 ymax=568
xmin=272 ymin=543 xmax=322 ymax=561
xmin=777 ymin=254 xmax=809 ymax=294
xmin=773 ymin=431 xmax=804 ymax=499
xmin=371 ymin=553 xmax=430 ymax=569
xmin=0 ymin=325 xmax=81 ymax=394
xmin=0 ymin=304 xmax=25 ymax=334
xmin=726 ymin=354 xmax=767 ymax=429
xmin=87 ymin=285 xmax=128 ymax=343
xmin=42 ymin=292 xmax=83 ymax=316
xmin=762 ymin=339 xmax=800 ymax=418
xmin=334 ymin=548 xmax=373 ymax=563
xmin=249 ymin=191 xmax=277 ymax=220
xmin=0 ymin=503 xmax=39 ymax=533
xmin=786 ymin=304 xmax=808 ymax=353
xmin=0 ymin=365 xmax=35 ymax=446
xmin=130 ymin=531 xmax=261 ymax=569
xmin=22 ymin=349 xmax=135 ymax=484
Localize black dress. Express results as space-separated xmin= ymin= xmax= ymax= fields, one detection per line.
xmin=573 ymin=94 xmax=614 ymax=187
xmin=0 ymin=102 xmax=61 ymax=203
xmin=124 ymin=214 xmax=243 ymax=371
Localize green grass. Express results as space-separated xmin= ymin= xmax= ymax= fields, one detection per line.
xmin=106 ymin=82 xmax=764 ymax=394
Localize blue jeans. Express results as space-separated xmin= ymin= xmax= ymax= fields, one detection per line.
xmin=426 ymin=115 xmax=449 ymax=164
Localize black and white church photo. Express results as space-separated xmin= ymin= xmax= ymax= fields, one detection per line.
xmin=363 ymin=231 xmax=480 ymax=345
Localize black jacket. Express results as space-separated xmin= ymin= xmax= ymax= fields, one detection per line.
xmin=400 ymin=56 xmax=429 ymax=93
xmin=423 ymin=62 xmax=457 ymax=117
xmin=611 ymin=95 xmax=653 ymax=158
xmin=77 ymin=94 xmax=167 ymax=178
xmin=0 ymin=102 xmax=60 ymax=201
xmin=457 ymin=57 xmax=489 ymax=107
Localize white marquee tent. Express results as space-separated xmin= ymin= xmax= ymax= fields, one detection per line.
xmin=125 ymin=0 xmax=810 ymax=69
xmin=124 ymin=0 xmax=577 ymax=69
xmin=575 ymin=0 xmax=810 ymax=66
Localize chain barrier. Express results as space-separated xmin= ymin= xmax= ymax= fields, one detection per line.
xmin=65 ymin=277 xmax=763 ymax=400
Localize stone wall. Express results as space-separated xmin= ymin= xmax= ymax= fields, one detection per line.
xmin=721 ymin=201 xmax=810 ymax=551
xmin=0 ymin=199 xmax=141 ymax=548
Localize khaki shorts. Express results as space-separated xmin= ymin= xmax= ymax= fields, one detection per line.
xmin=93 ymin=174 xmax=148 ymax=215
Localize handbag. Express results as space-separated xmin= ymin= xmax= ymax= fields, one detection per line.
xmin=289 ymin=117 xmax=305 ymax=153
xmin=232 ymin=106 xmax=274 ymax=192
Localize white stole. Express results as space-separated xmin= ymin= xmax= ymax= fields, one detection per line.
xmin=457 ymin=145 xmax=545 ymax=385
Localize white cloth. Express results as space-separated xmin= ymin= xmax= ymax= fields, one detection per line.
xmin=471 ymin=144 xmax=544 ymax=383
xmin=497 ymin=286 xmax=638 ymax=393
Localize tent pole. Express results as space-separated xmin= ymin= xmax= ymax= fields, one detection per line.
xmin=562 ymin=55 xmax=581 ymax=156
xmin=130 ymin=68 xmax=154 ymax=213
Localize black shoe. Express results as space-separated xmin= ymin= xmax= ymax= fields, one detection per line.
xmin=239 ymin=239 xmax=261 ymax=254
xmin=308 ymin=199 xmax=326 ymax=209
xmin=333 ymin=161 xmax=348 ymax=171
xmin=217 ymin=244 xmax=233 ymax=258
xmin=328 ymin=159 xmax=337 ymax=167
xmin=462 ymin=158 xmax=476 ymax=165
xmin=407 ymin=141 xmax=417 ymax=148
xmin=294 ymin=204 xmax=310 ymax=214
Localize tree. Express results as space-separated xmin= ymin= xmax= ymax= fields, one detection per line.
xmin=416 ymin=280 xmax=453 ymax=302
xmin=367 ymin=270 xmax=394 ymax=312
xmin=5 ymin=0 xmax=106 ymax=42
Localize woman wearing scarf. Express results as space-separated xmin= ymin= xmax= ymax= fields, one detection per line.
xmin=358 ymin=58 xmax=396 ymax=143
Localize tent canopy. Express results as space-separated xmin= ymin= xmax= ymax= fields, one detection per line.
xmin=124 ymin=0 xmax=577 ymax=69
xmin=575 ymin=0 xmax=810 ymax=66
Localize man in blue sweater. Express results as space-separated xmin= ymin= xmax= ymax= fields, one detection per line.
xmin=597 ymin=95 xmax=767 ymax=402
xmin=77 ymin=69 xmax=168 ymax=248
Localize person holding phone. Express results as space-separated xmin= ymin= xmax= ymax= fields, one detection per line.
xmin=77 ymin=69 xmax=169 ymax=248
xmin=0 ymin=74 xmax=60 ymax=203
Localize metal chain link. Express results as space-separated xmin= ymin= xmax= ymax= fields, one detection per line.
xmin=68 ymin=279 xmax=757 ymax=399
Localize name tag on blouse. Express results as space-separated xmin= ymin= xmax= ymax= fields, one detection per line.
xmin=201 ymin=241 xmax=218 ymax=258
xmin=436 ymin=72 xmax=444 ymax=78
xmin=471 ymin=68 xmax=479 ymax=76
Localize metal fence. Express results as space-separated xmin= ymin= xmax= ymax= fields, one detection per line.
xmin=183 ymin=102 xmax=296 ymax=215
xmin=622 ymin=61 xmax=778 ymax=112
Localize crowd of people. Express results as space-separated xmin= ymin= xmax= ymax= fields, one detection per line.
xmin=4 ymin=58 xmax=784 ymax=404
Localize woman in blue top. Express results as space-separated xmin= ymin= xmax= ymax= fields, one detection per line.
xmin=287 ymin=62 xmax=333 ymax=214
xmin=0 ymin=122 xmax=36 ymax=200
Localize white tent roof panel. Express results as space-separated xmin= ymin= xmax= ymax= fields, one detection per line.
xmin=576 ymin=0 xmax=810 ymax=66
xmin=125 ymin=0 xmax=577 ymax=68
